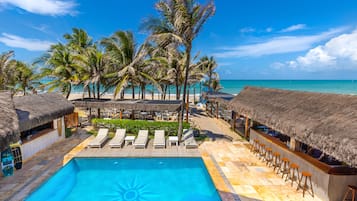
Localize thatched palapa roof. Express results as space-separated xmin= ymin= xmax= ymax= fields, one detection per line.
xmin=72 ymin=98 xmax=182 ymax=112
xmin=14 ymin=93 xmax=74 ymax=132
xmin=0 ymin=91 xmax=19 ymax=151
xmin=228 ymin=86 xmax=357 ymax=167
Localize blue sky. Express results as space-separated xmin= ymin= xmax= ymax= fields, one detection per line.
xmin=1 ymin=0 xmax=357 ymax=79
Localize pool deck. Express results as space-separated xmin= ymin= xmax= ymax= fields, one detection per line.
xmin=0 ymin=110 xmax=324 ymax=201
xmin=76 ymin=137 xmax=201 ymax=158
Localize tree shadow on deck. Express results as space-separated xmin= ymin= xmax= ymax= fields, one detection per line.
xmin=201 ymin=130 xmax=233 ymax=142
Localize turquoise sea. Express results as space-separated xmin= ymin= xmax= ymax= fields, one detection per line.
xmin=218 ymin=80 xmax=357 ymax=95
xmin=58 ymin=80 xmax=357 ymax=95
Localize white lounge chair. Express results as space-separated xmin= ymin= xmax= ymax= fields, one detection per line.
xmin=153 ymin=130 xmax=165 ymax=149
xmin=134 ymin=130 xmax=148 ymax=149
xmin=108 ymin=129 xmax=126 ymax=148
xmin=182 ymin=129 xmax=198 ymax=149
xmin=88 ymin=128 xmax=109 ymax=148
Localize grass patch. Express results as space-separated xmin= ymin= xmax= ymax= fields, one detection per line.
xmin=92 ymin=118 xmax=190 ymax=136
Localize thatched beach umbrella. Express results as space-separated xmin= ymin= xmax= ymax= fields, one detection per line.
xmin=228 ymin=86 xmax=357 ymax=168
xmin=72 ymin=99 xmax=182 ymax=112
xmin=0 ymin=91 xmax=20 ymax=152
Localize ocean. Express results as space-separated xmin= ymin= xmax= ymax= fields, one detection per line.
xmin=63 ymin=80 xmax=357 ymax=95
xmin=218 ymin=80 xmax=357 ymax=95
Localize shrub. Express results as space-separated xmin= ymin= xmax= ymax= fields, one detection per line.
xmin=91 ymin=119 xmax=190 ymax=136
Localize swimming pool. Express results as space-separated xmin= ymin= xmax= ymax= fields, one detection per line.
xmin=26 ymin=158 xmax=221 ymax=201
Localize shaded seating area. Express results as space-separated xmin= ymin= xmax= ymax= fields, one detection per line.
xmin=71 ymin=98 xmax=182 ymax=122
xmin=227 ymin=86 xmax=357 ymax=201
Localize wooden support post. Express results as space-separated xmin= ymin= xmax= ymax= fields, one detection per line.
xmin=131 ymin=110 xmax=135 ymax=120
xmin=216 ymin=102 xmax=219 ymax=118
xmin=119 ymin=110 xmax=123 ymax=119
xmin=245 ymin=117 xmax=249 ymax=138
xmin=210 ymin=103 xmax=213 ymax=115
xmin=231 ymin=111 xmax=236 ymax=130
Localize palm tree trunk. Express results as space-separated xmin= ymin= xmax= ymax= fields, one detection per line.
xmin=87 ymin=86 xmax=91 ymax=98
xmin=97 ymin=82 xmax=100 ymax=117
xmin=66 ymin=84 xmax=72 ymax=99
xmin=193 ymin=86 xmax=196 ymax=103
xmin=92 ymin=84 xmax=96 ymax=99
xmin=178 ymin=44 xmax=192 ymax=140
xmin=97 ymin=82 xmax=100 ymax=99
xmin=141 ymin=84 xmax=145 ymax=99
xmin=132 ymin=85 xmax=135 ymax=99
xmin=168 ymin=85 xmax=170 ymax=100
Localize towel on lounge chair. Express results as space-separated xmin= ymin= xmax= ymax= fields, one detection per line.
xmin=88 ymin=128 xmax=109 ymax=148
xmin=134 ymin=130 xmax=149 ymax=149
xmin=108 ymin=129 xmax=126 ymax=148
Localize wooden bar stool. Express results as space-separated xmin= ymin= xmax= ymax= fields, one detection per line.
xmin=253 ymin=140 xmax=260 ymax=155
xmin=264 ymin=147 xmax=273 ymax=166
xmin=259 ymin=144 xmax=266 ymax=160
xmin=287 ymin=163 xmax=299 ymax=186
xmin=343 ymin=185 xmax=357 ymax=201
xmin=279 ymin=157 xmax=290 ymax=179
xmin=297 ymin=171 xmax=314 ymax=197
xmin=272 ymin=152 xmax=281 ymax=172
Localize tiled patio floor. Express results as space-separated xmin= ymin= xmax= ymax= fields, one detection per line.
xmin=194 ymin=112 xmax=323 ymax=201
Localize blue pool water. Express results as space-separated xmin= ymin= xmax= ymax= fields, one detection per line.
xmin=26 ymin=158 xmax=221 ymax=201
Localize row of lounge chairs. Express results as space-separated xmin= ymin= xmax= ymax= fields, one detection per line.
xmin=87 ymin=128 xmax=197 ymax=149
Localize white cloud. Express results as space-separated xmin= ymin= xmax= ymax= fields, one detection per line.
xmin=281 ymin=24 xmax=306 ymax=32
xmin=283 ymin=29 xmax=357 ymax=71
xmin=214 ymin=27 xmax=346 ymax=58
xmin=0 ymin=33 xmax=54 ymax=51
xmin=0 ymin=0 xmax=77 ymax=16
xmin=240 ymin=27 xmax=255 ymax=33
xmin=30 ymin=24 xmax=49 ymax=33
xmin=270 ymin=62 xmax=284 ymax=69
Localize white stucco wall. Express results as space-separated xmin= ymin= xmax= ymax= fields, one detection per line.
xmin=21 ymin=117 xmax=65 ymax=161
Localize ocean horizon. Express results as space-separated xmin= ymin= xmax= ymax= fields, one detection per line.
xmin=66 ymin=80 xmax=357 ymax=96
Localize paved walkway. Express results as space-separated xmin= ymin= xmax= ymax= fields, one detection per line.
xmin=194 ymin=111 xmax=322 ymax=201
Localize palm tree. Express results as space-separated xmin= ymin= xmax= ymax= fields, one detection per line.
xmin=102 ymin=30 xmax=158 ymax=99
xmin=13 ymin=61 xmax=39 ymax=95
xmin=64 ymin=28 xmax=93 ymax=53
xmin=199 ymin=56 xmax=217 ymax=92
xmin=144 ymin=0 xmax=215 ymax=139
xmin=76 ymin=47 xmax=111 ymax=99
xmin=0 ymin=51 xmax=17 ymax=92
xmin=38 ymin=43 xmax=82 ymax=99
